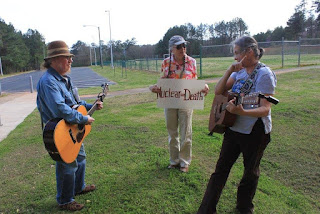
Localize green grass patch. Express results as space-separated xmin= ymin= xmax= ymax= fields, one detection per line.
xmin=199 ymin=54 xmax=320 ymax=79
xmin=0 ymin=68 xmax=319 ymax=213
xmin=77 ymin=66 xmax=159 ymax=96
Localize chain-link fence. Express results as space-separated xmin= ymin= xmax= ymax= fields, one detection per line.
xmin=110 ymin=56 xmax=201 ymax=74
xmin=104 ymin=38 xmax=320 ymax=78
xmin=200 ymin=37 xmax=320 ymax=77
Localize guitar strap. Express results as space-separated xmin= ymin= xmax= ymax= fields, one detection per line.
xmin=240 ymin=63 xmax=265 ymax=95
xmin=63 ymin=75 xmax=80 ymax=104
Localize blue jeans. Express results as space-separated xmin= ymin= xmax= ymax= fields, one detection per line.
xmin=56 ymin=147 xmax=86 ymax=205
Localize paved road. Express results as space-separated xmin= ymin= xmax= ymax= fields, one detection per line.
xmin=0 ymin=67 xmax=115 ymax=93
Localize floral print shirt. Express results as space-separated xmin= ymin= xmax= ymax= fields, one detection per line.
xmin=161 ymin=55 xmax=197 ymax=79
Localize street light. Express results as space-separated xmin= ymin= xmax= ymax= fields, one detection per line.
xmin=105 ymin=10 xmax=114 ymax=68
xmin=89 ymin=45 xmax=92 ymax=66
xmin=92 ymin=43 xmax=97 ymax=66
xmin=83 ymin=25 xmax=103 ymax=68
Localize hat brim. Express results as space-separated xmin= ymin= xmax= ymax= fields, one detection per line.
xmin=44 ymin=53 xmax=75 ymax=60
xmin=174 ymin=41 xmax=188 ymax=46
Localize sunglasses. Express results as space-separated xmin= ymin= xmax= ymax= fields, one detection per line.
xmin=175 ymin=43 xmax=186 ymax=50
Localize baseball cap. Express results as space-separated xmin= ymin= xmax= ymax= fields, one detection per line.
xmin=169 ymin=35 xmax=188 ymax=48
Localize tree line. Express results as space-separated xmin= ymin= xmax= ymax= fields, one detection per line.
xmin=0 ymin=19 xmax=45 ymax=74
xmin=0 ymin=0 xmax=319 ymax=73
xmin=67 ymin=0 xmax=320 ymax=66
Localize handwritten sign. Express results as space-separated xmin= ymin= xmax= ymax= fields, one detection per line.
xmin=156 ymin=79 xmax=205 ymax=109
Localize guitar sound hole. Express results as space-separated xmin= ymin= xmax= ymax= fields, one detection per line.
xmin=219 ymin=103 xmax=223 ymax=113
xmin=68 ymin=129 xmax=77 ymax=144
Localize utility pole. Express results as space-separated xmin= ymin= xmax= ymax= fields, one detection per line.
xmin=105 ymin=10 xmax=114 ymax=68
xmin=83 ymin=25 xmax=103 ymax=68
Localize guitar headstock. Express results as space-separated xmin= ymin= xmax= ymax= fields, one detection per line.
xmin=97 ymin=83 xmax=109 ymax=101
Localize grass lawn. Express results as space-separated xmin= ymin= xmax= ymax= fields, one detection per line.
xmin=198 ymin=54 xmax=320 ymax=79
xmin=114 ymin=54 xmax=320 ymax=80
xmin=0 ymin=66 xmax=319 ymax=213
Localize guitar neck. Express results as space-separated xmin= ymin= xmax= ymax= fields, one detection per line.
xmin=86 ymin=83 xmax=108 ymax=116
xmin=87 ymin=97 xmax=104 ymax=116
xmin=87 ymin=102 xmax=98 ymax=116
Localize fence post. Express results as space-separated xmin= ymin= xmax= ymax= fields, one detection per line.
xmin=29 ymin=76 xmax=34 ymax=93
xmin=281 ymin=37 xmax=284 ymax=68
xmin=298 ymin=37 xmax=301 ymax=67
xmin=121 ymin=61 xmax=124 ymax=78
xmin=125 ymin=61 xmax=127 ymax=78
xmin=0 ymin=57 xmax=3 ymax=76
xmin=200 ymin=45 xmax=202 ymax=78
xmin=0 ymin=115 xmax=3 ymax=126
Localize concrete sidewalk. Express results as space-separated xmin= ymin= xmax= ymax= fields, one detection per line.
xmin=0 ymin=92 xmax=38 ymax=142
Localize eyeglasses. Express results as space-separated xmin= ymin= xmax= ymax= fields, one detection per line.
xmin=175 ymin=43 xmax=186 ymax=50
xmin=63 ymin=56 xmax=73 ymax=60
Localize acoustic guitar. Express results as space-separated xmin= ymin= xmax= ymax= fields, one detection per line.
xmin=43 ymin=83 xmax=109 ymax=163
xmin=208 ymin=92 xmax=278 ymax=135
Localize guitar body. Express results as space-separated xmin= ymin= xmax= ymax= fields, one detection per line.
xmin=208 ymin=91 xmax=279 ymax=135
xmin=43 ymin=105 xmax=91 ymax=163
xmin=209 ymin=92 xmax=263 ymax=134
xmin=209 ymin=92 xmax=237 ymax=134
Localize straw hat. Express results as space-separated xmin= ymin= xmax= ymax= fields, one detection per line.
xmin=44 ymin=40 xmax=74 ymax=60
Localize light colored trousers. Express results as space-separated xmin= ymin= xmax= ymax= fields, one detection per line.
xmin=165 ymin=108 xmax=193 ymax=168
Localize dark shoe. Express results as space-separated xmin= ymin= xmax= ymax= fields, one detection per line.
xmin=76 ymin=184 xmax=96 ymax=196
xmin=59 ymin=201 xmax=84 ymax=211
xmin=167 ymin=164 xmax=180 ymax=169
xmin=180 ymin=166 xmax=189 ymax=173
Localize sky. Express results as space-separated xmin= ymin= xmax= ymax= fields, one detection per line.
xmin=0 ymin=0 xmax=314 ymax=48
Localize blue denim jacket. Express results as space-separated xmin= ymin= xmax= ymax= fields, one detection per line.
xmin=36 ymin=68 xmax=93 ymax=125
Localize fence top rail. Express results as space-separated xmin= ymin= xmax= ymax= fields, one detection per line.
xmin=202 ymin=44 xmax=231 ymax=48
xmin=202 ymin=40 xmax=300 ymax=48
xmin=258 ymin=41 xmax=282 ymax=44
xmin=259 ymin=40 xmax=299 ymax=44
xmin=283 ymin=41 xmax=299 ymax=43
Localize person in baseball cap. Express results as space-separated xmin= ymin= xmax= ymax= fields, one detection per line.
xmin=149 ymin=35 xmax=209 ymax=173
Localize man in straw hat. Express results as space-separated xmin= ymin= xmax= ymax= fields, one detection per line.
xmin=36 ymin=40 xmax=103 ymax=211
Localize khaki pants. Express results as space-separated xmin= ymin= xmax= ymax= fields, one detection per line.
xmin=165 ymin=108 xmax=193 ymax=168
